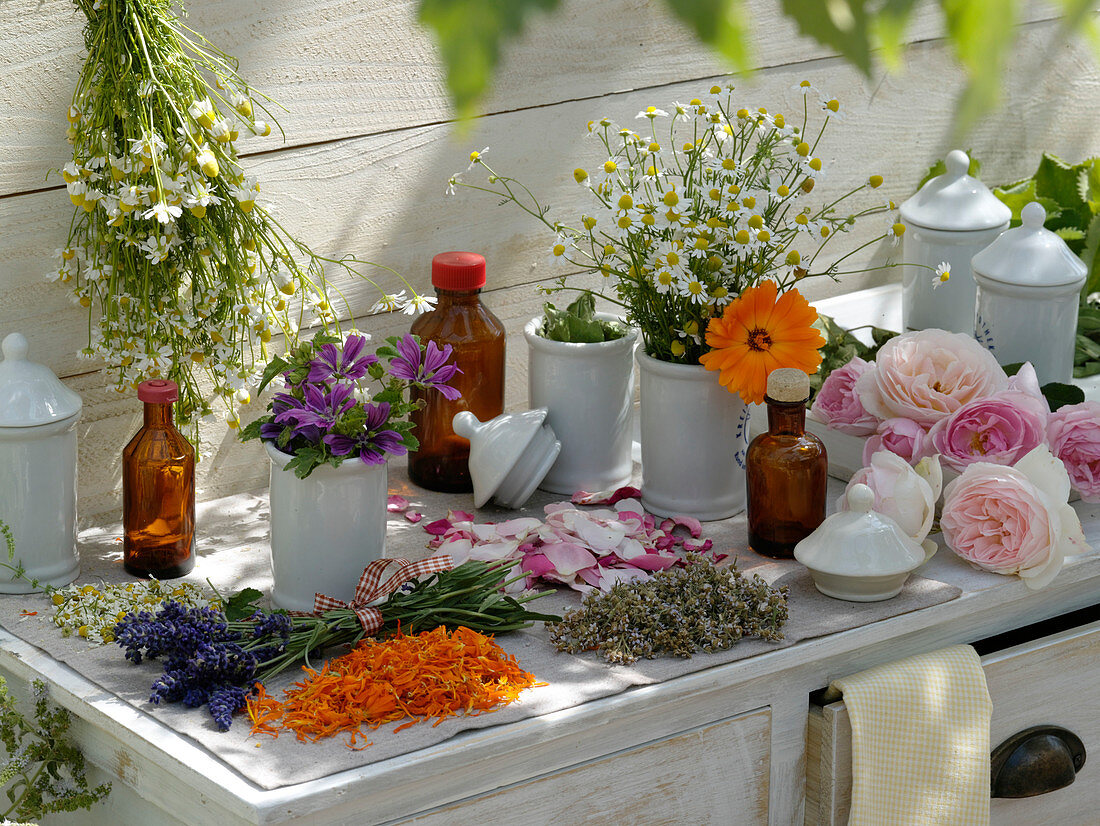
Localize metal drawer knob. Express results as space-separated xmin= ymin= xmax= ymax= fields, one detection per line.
xmin=991 ymin=725 xmax=1086 ymax=798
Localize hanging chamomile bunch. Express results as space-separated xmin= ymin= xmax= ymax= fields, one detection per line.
xmin=57 ymin=0 xmax=430 ymax=435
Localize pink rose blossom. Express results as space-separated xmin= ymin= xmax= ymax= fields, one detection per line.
xmin=842 ymin=451 xmax=941 ymax=544
xmin=862 ymin=417 xmax=932 ymax=466
xmin=1047 ymin=400 xmax=1100 ymax=502
xmin=811 ymin=357 xmax=879 ymax=435
xmin=927 ymin=390 xmax=1048 ymax=472
xmin=855 ymin=329 xmax=1007 ymax=427
xmin=940 ymin=446 xmax=1088 ymax=589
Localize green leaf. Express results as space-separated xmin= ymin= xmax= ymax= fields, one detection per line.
xmin=224 ymin=588 xmax=264 ymax=621
xmin=780 ymin=0 xmax=873 ymax=76
xmin=870 ymin=0 xmax=919 ymax=70
xmin=417 ymin=0 xmax=561 ymax=120
xmin=664 ymin=0 xmax=753 ymax=73
xmin=1084 ymin=213 xmax=1100 ymax=294
xmin=1034 ymin=153 xmax=1088 ymax=215
xmin=941 ymin=0 xmax=1019 ymax=138
xmin=917 ymin=149 xmax=980 ymax=191
xmin=256 ymin=354 xmax=288 ymax=394
xmin=993 ymin=179 xmax=1062 ymax=226
xmin=1056 ymin=227 xmax=1087 ymax=243
xmin=1041 ymin=381 xmax=1085 ymax=411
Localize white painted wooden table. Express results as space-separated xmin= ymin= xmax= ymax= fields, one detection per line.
xmin=3 ymin=505 xmax=1099 ymax=826
xmin=5 ymin=286 xmax=1100 ymax=825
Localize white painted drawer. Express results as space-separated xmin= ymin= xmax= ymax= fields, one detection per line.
xmin=401 ymin=705 xmax=772 ymax=825
xmin=806 ymin=615 xmax=1100 ymax=825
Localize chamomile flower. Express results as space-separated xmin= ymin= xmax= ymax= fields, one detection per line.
xmin=467 ymin=147 xmax=489 ymax=171
xmin=401 ymin=293 xmax=437 ymax=315
xmin=821 ymin=98 xmax=846 ymax=120
xmin=932 ymin=261 xmax=951 ymax=289
xmin=143 ymin=200 xmax=183 ymax=224
xmin=792 ymin=79 xmax=819 ymax=96
xmin=889 ymin=221 xmax=906 ymax=245
xmin=636 ymin=106 xmax=669 ymax=120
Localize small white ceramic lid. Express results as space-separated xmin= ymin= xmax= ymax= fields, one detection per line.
xmin=793 ymin=484 xmax=927 ymax=577
xmin=971 ymin=201 xmax=1088 ymax=288
xmin=453 ymin=408 xmax=559 ymax=508
xmin=900 ymin=150 xmax=1011 ymax=232
xmin=0 ymin=333 xmax=83 ymax=428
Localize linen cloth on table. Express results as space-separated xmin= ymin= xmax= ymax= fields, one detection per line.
xmin=0 ymin=466 xmax=961 ymax=791
xmin=826 ymin=644 xmax=992 ymax=826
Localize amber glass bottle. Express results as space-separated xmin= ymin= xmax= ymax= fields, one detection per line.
xmin=746 ymin=368 xmax=827 ymax=559
xmin=123 ymin=380 xmax=196 ymax=578
xmin=408 ymin=251 xmax=506 ymax=492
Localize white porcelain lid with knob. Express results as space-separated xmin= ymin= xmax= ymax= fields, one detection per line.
xmin=971 ymin=201 xmax=1088 ymax=288
xmin=900 ymin=150 xmax=1011 ymax=232
xmin=0 ymin=333 xmax=83 ymax=427
xmin=794 ymin=484 xmax=927 ymax=578
xmin=452 ymin=409 xmax=561 ymax=509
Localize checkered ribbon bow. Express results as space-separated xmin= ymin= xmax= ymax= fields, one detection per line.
xmin=313 ymin=555 xmax=454 ymax=634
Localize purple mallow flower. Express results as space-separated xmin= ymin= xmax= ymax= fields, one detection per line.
xmin=388 ymin=334 xmax=462 ymax=400
xmin=323 ymin=401 xmax=407 ymax=464
xmin=275 ymin=383 xmax=356 ymax=433
xmin=306 ymin=334 xmax=378 ymax=383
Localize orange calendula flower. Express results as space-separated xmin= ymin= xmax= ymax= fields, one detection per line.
xmin=699 ymin=279 xmax=824 ymax=405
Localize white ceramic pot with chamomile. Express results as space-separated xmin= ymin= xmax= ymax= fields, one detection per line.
xmin=265 ymin=442 xmax=387 ymax=612
xmin=971 ymin=201 xmax=1087 ymax=385
xmin=637 ymin=350 xmax=750 ymax=521
xmin=899 ymin=150 xmax=1011 ymax=334
xmin=524 ymin=315 xmax=638 ymax=495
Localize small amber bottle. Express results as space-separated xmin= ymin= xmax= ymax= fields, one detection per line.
xmin=747 ymin=368 xmax=827 ymax=559
xmin=123 ymin=379 xmax=196 ymax=578
xmin=408 ymin=251 xmax=506 ymax=492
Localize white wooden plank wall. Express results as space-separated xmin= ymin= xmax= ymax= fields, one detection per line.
xmin=1 ymin=0 xmax=1096 ymax=521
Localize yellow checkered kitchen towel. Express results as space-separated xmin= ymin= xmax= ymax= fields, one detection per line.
xmin=828 ymin=644 xmax=992 ymax=826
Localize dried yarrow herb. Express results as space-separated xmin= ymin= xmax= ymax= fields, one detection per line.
xmin=548 ymin=560 xmax=788 ymax=665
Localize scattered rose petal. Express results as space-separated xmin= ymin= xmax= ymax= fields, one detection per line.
xmin=403 ymin=511 xmax=423 ymax=523
xmin=423 ymin=518 xmax=453 ymax=536
xmin=571 ymin=486 xmax=642 ymax=505
xmin=387 ymin=495 xmax=410 ymax=513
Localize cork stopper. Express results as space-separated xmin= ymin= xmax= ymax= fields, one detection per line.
xmin=766 ymin=368 xmax=809 ymax=403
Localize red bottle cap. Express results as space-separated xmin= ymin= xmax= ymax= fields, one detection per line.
xmin=138 ymin=379 xmax=179 ymax=404
xmin=432 ymin=251 xmax=486 ymax=290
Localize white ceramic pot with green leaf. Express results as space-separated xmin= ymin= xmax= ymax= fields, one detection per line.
xmin=524 ymin=293 xmax=637 ymax=495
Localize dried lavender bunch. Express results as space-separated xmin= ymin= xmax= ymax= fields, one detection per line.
xmin=548 ymin=560 xmax=788 ymax=665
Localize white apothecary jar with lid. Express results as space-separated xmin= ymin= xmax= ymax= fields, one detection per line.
xmin=900 ymin=150 xmax=1011 ymax=334
xmin=0 ymin=333 xmax=82 ymax=592
xmin=971 ymin=201 xmax=1087 ymax=385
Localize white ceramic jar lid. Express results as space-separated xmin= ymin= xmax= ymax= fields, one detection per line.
xmin=452 ymin=408 xmax=560 ymax=509
xmin=0 ymin=333 xmax=83 ymax=427
xmin=793 ymin=484 xmax=926 ymax=577
xmin=971 ymin=201 xmax=1088 ymax=288
xmin=900 ymin=150 xmax=1011 ymax=232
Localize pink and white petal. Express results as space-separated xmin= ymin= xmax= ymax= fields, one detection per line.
xmin=423 ymin=518 xmax=453 ymax=536
xmin=683 ymin=538 xmax=713 ymax=552
xmin=403 ymin=511 xmax=423 ymax=524
xmin=597 ymin=566 xmax=651 ymax=590
xmin=472 ymin=523 xmax=503 ymax=541
xmin=577 ymin=566 xmax=604 ymax=588
xmin=468 ymin=540 xmax=520 ymax=562
xmin=448 ymin=509 xmax=475 ymax=523
xmin=540 ymin=542 xmax=599 ymax=576
xmin=663 ymin=514 xmax=704 ymax=538
xmin=386 ymin=495 xmax=410 ymax=513
xmin=495 ymin=517 xmax=542 ymax=538
xmin=625 ymin=553 xmax=680 ymax=571
xmin=521 ymin=552 xmax=558 ymax=579
xmin=434 ymin=539 xmax=472 ymax=565
xmin=573 ymin=515 xmax=629 ymax=551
